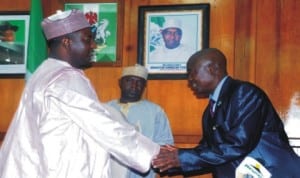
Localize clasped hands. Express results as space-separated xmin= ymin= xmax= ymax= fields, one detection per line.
xmin=152 ymin=145 xmax=180 ymax=172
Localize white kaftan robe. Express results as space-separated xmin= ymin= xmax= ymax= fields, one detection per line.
xmin=0 ymin=58 xmax=159 ymax=178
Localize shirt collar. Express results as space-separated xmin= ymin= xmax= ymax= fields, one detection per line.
xmin=210 ymin=76 xmax=228 ymax=102
xmin=117 ymin=100 xmax=141 ymax=106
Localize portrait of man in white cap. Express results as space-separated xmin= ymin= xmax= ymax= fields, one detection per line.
xmin=149 ymin=18 xmax=195 ymax=63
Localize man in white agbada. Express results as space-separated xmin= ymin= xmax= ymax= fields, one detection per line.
xmin=149 ymin=19 xmax=195 ymax=63
xmin=0 ymin=9 xmax=160 ymax=178
xmin=108 ymin=64 xmax=174 ymax=178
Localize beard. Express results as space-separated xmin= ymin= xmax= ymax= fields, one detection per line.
xmin=70 ymin=55 xmax=93 ymax=69
xmin=120 ymin=90 xmax=143 ymax=102
xmin=78 ymin=61 xmax=93 ymax=69
xmin=165 ymin=41 xmax=180 ymax=49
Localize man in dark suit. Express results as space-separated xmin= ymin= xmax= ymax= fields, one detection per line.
xmin=152 ymin=48 xmax=300 ymax=178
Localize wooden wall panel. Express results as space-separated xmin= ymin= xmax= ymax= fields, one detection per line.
xmin=278 ymin=0 xmax=300 ymax=116
xmin=209 ymin=0 xmax=236 ymax=75
xmin=234 ymin=0 xmax=253 ymax=81
xmin=255 ymin=0 xmax=282 ymax=110
xmin=254 ymin=0 xmax=300 ymax=116
xmin=0 ymin=0 xmax=30 ymax=10
xmin=0 ymin=79 xmax=24 ymax=131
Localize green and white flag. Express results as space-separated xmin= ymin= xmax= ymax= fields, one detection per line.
xmin=26 ymin=0 xmax=47 ymax=80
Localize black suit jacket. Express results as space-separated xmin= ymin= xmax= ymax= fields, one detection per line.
xmin=176 ymin=77 xmax=300 ymax=178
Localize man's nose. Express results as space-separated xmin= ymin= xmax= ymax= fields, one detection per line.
xmin=168 ymin=33 xmax=176 ymax=39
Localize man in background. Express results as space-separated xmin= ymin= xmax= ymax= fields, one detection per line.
xmin=108 ymin=64 xmax=174 ymax=178
xmin=150 ymin=19 xmax=194 ymax=63
xmin=0 ymin=9 xmax=161 ymax=178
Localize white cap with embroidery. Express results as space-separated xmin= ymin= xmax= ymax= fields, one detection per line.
xmin=41 ymin=9 xmax=90 ymax=40
xmin=121 ymin=64 xmax=148 ymax=80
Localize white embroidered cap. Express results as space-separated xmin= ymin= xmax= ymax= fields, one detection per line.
xmin=121 ymin=64 xmax=148 ymax=80
xmin=41 ymin=9 xmax=90 ymax=40
xmin=162 ymin=18 xmax=182 ymax=30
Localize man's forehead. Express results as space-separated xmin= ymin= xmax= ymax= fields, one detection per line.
xmin=190 ymin=58 xmax=211 ymax=68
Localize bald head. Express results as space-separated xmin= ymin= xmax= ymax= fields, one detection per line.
xmin=187 ymin=48 xmax=228 ymax=77
xmin=187 ymin=48 xmax=228 ymax=98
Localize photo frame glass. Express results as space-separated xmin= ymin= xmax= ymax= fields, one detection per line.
xmin=0 ymin=12 xmax=29 ymax=75
xmin=138 ymin=4 xmax=210 ymax=79
xmin=65 ymin=3 xmax=119 ymax=65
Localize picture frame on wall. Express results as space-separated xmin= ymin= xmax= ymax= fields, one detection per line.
xmin=64 ymin=1 xmax=123 ymax=66
xmin=137 ymin=4 xmax=210 ymax=79
xmin=0 ymin=11 xmax=29 ymax=76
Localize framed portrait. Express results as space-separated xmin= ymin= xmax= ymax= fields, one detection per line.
xmin=64 ymin=1 xmax=123 ymax=66
xmin=0 ymin=12 xmax=29 ymax=76
xmin=138 ymin=4 xmax=210 ymax=79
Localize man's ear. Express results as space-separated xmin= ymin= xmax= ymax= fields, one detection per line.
xmin=61 ymin=37 xmax=71 ymax=49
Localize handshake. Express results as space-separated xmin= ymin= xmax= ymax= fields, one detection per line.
xmin=151 ymin=145 xmax=180 ymax=172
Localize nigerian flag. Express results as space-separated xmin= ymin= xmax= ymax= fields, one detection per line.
xmin=26 ymin=0 xmax=47 ymax=80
